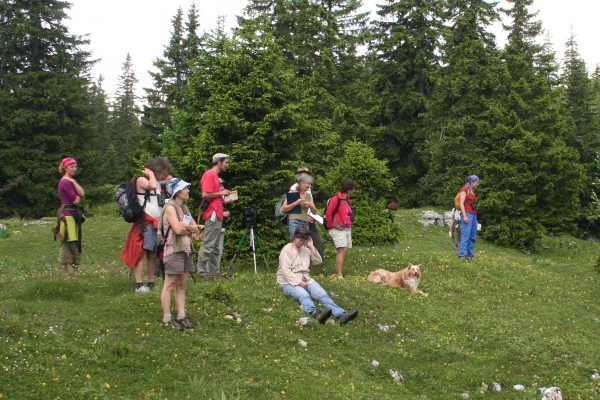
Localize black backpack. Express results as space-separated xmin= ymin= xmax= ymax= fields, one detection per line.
xmin=115 ymin=180 xmax=149 ymax=223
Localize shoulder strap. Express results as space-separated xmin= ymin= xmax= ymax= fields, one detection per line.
xmin=332 ymin=195 xmax=343 ymax=218
xmin=160 ymin=203 xmax=180 ymax=237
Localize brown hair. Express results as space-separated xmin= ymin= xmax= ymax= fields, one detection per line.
xmin=144 ymin=156 xmax=172 ymax=174
xmin=340 ymin=179 xmax=357 ymax=193
xmin=387 ymin=202 xmax=399 ymax=211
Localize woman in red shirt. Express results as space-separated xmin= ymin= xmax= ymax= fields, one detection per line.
xmin=458 ymin=175 xmax=480 ymax=260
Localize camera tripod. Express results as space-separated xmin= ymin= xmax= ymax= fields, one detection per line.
xmin=227 ymin=224 xmax=270 ymax=274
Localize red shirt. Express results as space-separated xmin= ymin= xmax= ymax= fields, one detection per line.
xmin=460 ymin=186 xmax=477 ymax=214
xmin=201 ymin=169 xmax=224 ymax=220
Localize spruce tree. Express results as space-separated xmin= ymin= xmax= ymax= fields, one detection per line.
xmin=424 ymin=0 xmax=506 ymax=200
xmin=237 ymin=0 xmax=371 ymax=173
xmin=0 ymin=0 xmax=94 ymax=217
xmin=141 ymin=4 xmax=205 ymax=166
xmin=475 ymin=0 xmax=584 ymax=249
xmin=561 ymin=31 xmax=600 ymax=232
xmin=369 ymin=0 xmax=445 ymax=206
xmin=171 ymin=15 xmax=341 ymax=256
xmin=109 ymin=53 xmax=141 ymax=180
xmin=81 ymin=76 xmax=113 ymax=188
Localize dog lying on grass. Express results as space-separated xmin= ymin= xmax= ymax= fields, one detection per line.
xmin=367 ymin=263 xmax=427 ymax=296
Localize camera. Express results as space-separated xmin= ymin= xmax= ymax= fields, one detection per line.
xmin=222 ymin=214 xmax=231 ymax=230
xmin=157 ymin=192 xmax=167 ymax=207
xmin=245 ymin=208 xmax=260 ymax=225
xmin=471 ymin=201 xmax=478 ymax=211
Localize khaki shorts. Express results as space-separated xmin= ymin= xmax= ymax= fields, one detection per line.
xmin=164 ymin=252 xmax=194 ymax=275
xmin=329 ymin=228 xmax=352 ymax=249
xmin=58 ymin=241 xmax=80 ymax=265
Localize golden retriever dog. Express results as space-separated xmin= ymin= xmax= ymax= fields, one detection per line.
xmin=367 ymin=263 xmax=426 ymax=295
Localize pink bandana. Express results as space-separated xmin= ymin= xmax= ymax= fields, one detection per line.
xmin=62 ymin=157 xmax=77 ymax=168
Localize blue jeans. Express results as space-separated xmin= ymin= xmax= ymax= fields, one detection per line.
xmin=288 ymin=219 xmax=309 ymax=241
xmin=281 ymin=281 xmax=345 ymax=318
xmin=459 ymin=212 xmax=478 ymax=258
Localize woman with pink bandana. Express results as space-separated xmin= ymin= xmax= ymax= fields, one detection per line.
xmin=458 ymin=175 xmax=480 ymax=260
xmin=56 ymin=157 xmax=85 ymax=276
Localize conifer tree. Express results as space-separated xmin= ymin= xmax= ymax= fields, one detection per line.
xmin=474 ymin=0 xmax=584 ymax=249
xmin=81 ymin=76 xmax=113 ymax=187
xmin=424 ymin=0 xmax=505 ymax=200
xmin=141 ymin=4 xmax=203 ymax=159
xmin=110 ymin=53 xmax=141 ymax=180
xmin=561 ymin=31 xmax=599 ymax=231
xmin=0 ymin=0 xmax=94 ymax=217
xmin=237 ymin=0 xmax=371 ymax=172
xmin=369 ymin=0 xmax=445 ymax=205
xmin=169 ymin=15 xmax=341 ymax=256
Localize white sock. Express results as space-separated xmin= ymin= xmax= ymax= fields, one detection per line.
xmin=177 ymin=313 xmax=186 ymax=320
xmin=163 ymin=314 xmax=171 ymax=323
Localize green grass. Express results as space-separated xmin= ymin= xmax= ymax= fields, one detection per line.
xmin=1 ymin=207 xmax=600 ymax=399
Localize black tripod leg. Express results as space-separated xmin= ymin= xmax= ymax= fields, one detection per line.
xmin=227 ymin=228 xmax=249 ymax=273
xmin=254 ymin=233 xmax=270 ymax=273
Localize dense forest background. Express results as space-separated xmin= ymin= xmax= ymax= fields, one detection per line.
xmin=2 ymin=0 xmax=600 ymax=252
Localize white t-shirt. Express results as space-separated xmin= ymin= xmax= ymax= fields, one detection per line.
xmin=137 ymin=183 xmax=162 ymax=219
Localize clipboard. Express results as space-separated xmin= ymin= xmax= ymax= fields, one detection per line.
xmin=286 ymin=192 xmax=301 ymax=214
xmin=307 ymin=209 xmax=324 ymax=225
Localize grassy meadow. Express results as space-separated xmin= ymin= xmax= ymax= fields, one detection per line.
xmin=1 ymin=205 xmax=600 ymax=399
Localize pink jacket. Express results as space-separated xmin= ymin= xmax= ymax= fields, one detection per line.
xmin=325 ymin=192 xmax=353 ymax=229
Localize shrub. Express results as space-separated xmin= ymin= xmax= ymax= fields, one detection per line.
xmin=321 ymin=140 xmax=404 ymax=245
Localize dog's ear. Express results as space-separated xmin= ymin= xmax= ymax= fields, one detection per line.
xmin=408 ymin=262 xmax=413 ymax=267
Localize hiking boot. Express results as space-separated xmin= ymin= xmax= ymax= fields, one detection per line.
xmin=199 ymin=275 xmax=214 ymax=282
xmin=213 ymin=272 xmax=232 ymax=279
xmin=135 ymin=285 xmax=150 ymax=294
xmin=177 ymin=316 xmax=194 ymax=329
xmin=310 ymin=308 xmax=332 ymax=324
xmin=168 ymin=317 xmax=184 ymax=331
xmin=338 ymin=310 xmax=358 ymax=325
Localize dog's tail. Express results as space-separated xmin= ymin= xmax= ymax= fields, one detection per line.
xmin=367 ymin=270 xmax=384 ymax=284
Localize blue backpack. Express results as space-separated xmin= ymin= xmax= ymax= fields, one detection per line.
xmin=274 ymin=193 xmax=289 ymax=225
